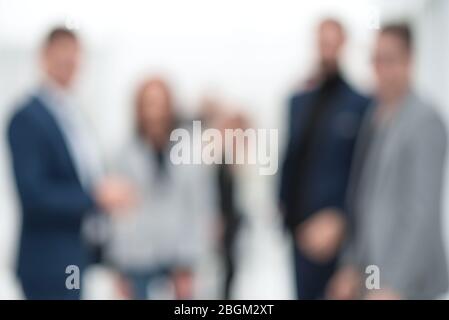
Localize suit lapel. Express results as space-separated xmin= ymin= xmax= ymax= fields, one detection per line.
xmin=31 ymin=96 xmax=82 ymax=185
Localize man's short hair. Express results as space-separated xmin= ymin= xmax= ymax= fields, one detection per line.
xmin=319 ymin=18 xmax=346 ymax=36
xmin=380 ymin=23 xmax=413 ymax=52
xmin=44 ymin=27 xmax=78 ymax=46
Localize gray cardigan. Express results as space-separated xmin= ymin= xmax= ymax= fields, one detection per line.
xmin=344 ymin=92 xmax=449 ymax=299
xmin=106 ymin=137 xmax=214 ymax=272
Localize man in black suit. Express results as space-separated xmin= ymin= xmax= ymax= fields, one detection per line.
xmin=7 ymin=27 xmax=134 ymax=299
xmin=279 ymin=19 xmax=370 ymax=299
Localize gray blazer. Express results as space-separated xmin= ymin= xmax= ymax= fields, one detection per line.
xmin=344 ymin=92 xmax=449 ymax=299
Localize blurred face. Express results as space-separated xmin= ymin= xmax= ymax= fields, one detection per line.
xmin=42 ymin=37 xmax=80 ymax=88
xmin=140 ymin=84 xmax=173 ymax=148
xmin=318 ymin=21 xmax=345 ymax=72
xmin=373 ymin=33 xmax=412 ymax=103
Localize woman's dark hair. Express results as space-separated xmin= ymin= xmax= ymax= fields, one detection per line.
xmin=134 ymin=77 xmax=173 ymax=137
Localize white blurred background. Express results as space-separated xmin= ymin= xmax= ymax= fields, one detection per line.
xmin=0 ymin=0 xmax=448 ymax=299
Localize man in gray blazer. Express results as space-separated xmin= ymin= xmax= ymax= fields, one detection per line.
xmin=327 ymin=24 xmax=449 ymax=299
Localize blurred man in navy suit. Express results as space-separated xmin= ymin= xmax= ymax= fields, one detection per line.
xmin=7 ymin=27 xmax=134 ymax=299
xmin=279 ymin=19 xmax=370 ymax=299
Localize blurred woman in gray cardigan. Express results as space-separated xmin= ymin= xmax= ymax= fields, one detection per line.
xmin=107 ymin=78 xmax=212 ymax=299
xmin=327 ymin=24 xmax=449 ymax=300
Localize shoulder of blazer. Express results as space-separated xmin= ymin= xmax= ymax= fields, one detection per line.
xmin=8 ymin=97 xmax=42 ymax=138
xmin=10 ymin=96 xmax=49 ymax=128
xmin=9 ymin=95 xmax=81 ymax=182
xmin=10 ymin=95 xmax=66 ymax=140
xmin=402 ymin=95 xmax=447 ymax=144
xmin=8 ymin=95 xmax=72 ymax=162
xmin=288 ymin=89 xmax=317 ymax=117
xmin=338 ymin=79 xmax=371 ymax=112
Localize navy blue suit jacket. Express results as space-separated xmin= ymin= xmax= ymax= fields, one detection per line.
xmin=7 ymin=95 xmax=96 ymax=299
xmin=279 ymin=79 xmax=370 ymax=230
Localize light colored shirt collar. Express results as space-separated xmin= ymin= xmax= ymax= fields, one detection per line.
xmin=37 ymin=79 xmax=75 ymax=116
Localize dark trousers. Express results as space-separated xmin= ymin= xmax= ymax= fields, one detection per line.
xmin=222 ymin=214 xmax=243 ymax=300
xmin=223 ymin=232 xmax=236 ymax=300
xmin=292 ymin=244 xmax=337 ymax=300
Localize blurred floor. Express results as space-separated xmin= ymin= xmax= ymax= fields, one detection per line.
xmin=232 ymin=213 xmax=294 ymax=299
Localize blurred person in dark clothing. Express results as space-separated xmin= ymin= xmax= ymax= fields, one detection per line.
xmin=107 ymin=78 xmax=207 ymax=300
xmin=217 ymin=161 xmax=242 ymax=299
xmin=6 ymin=27 xmax=134 ymax=300
xmin=217 ymin=113 xmax=247 ymax=300
xmin=279 ymin=19 xmax=370 ymax=299
xmin=199 ymin=99 xmax=247 ymax=300
xmin=327 ymin=24 xmax=448 ymax=300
